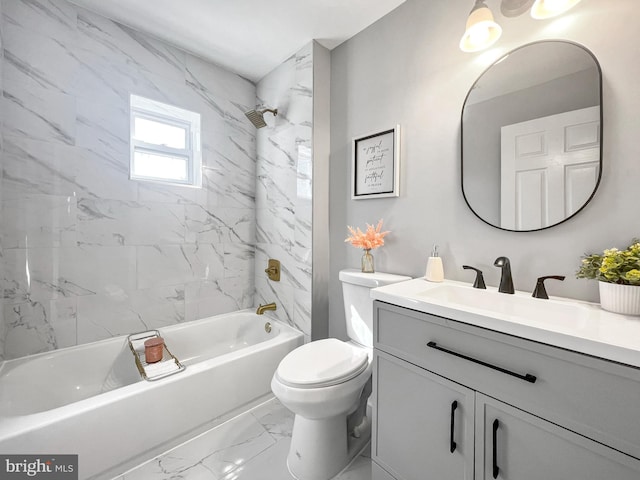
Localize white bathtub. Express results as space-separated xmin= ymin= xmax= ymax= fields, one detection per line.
xmin=0 ymin=310 xmax=303 ymax=479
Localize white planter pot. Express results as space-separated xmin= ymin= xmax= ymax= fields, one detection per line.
xmin=599 ymin=282 xmax=640 ymax=316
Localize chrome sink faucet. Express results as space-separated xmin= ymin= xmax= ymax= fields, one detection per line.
xmin=494 ymin=257 xmax=514 ymax=294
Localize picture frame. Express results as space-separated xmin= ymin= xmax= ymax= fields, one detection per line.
xmin=351 ymin=125 xmax=400 ymax=199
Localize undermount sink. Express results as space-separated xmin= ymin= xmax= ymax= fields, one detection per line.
xmin=416 ymin=284 xmax=591 ymax=328
xmin=371 ymin=278 xmax=640 ymax=369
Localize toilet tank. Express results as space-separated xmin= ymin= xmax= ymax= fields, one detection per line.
xmin=339 ymin=269 xmax=411 ymax=348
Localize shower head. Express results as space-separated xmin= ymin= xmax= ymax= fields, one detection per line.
xmin=245 ymin=107 xmax=278 ymax=129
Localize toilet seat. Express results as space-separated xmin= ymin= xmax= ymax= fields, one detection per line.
xmin=275 ymin=338 xmax=369 ymax=389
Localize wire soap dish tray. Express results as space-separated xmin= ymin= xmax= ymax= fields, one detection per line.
xmin=127 ymin=330 xmax=186 ymax=381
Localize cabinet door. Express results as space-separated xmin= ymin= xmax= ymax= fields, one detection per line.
xmin=476 ymin=393 xmax=640 ymax=480
xmin=373 ymin=351 xmax=475 ymax=480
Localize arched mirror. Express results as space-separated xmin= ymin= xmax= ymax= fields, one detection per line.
xmin=461 ymin=41 xmax=602 ymax=232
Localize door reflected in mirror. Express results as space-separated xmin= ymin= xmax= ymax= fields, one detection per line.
xmin=461 ymin=41 xmax=602 ymax=232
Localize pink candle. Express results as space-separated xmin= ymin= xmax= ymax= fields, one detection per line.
xmin=144 ymin=337 xmax=164 ymax=363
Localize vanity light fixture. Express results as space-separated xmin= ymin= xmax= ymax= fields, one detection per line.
xmin=500 ymin=0 xmax=535 ymax=17
xmin=461 ymin=0 xmax=584 ymax=53
xmin=530 ymin=0 xmax=582 ymax=19
xmin=459 ymin=0 xmax=503 ymax=53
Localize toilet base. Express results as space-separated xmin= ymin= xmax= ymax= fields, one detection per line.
xmin=287 ymin=414 xmax=371 ymax=480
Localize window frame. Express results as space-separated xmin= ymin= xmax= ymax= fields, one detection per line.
xmin=129 ymin=95 xmax=202 ymax=188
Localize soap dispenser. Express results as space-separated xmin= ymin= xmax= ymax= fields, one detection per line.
xmin=425 ymin=244 xmax=444 ymax=282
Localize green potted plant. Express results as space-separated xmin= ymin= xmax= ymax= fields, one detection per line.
xmin=576 ymin=239 xmax=640 ymax=315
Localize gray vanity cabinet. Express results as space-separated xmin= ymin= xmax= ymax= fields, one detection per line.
xmin=372 ymin=301 xmax=640 ymax=480
xmin=475 ymin=394 xmax=640 ymax=480
xmin=374 ymin=350 xmax=475 ymax=480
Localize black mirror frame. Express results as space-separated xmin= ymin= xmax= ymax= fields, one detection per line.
xmin=460 ymin=40 xmax=603 ymax=233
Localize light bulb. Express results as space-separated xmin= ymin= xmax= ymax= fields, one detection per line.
xmin=460 ymin=4 xmax=502 ymax=53
xmin=468 ymin=24 xmax=491 ymax=45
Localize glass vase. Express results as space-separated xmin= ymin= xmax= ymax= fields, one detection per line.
xmin=361 ymin=249 xmax=374 ymax=273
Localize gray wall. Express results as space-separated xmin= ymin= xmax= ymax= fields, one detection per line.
xmin=311 ymin=42 xmax=331 ymax=341
xmin=329 ymin=0 xmax=640 ymax=339
xmin=463 ymin=67 xmax=600 ymax=225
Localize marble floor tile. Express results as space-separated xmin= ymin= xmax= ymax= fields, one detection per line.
xmin=115 ymin=397 xmax=372 ymax=480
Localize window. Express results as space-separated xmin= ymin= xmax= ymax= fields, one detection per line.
xmin=130 ymin=95 xmax=202 ymax=187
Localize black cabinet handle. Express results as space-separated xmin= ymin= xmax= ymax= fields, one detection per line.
xmin=450 ymin=400 xmax=458 ymax=453
xmin=492 ymin=419 xmax=500 ymax=479
xmin=427 ymin=342 xmax=537 ymax=384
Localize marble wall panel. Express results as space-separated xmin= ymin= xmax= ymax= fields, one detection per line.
xmin=255 ymin=243 xmax=297 ymax=289
xmin=70 ymin=146 xmax=139 ymax=201
xmin=256 ymin=206 xmax=295 ymax=250
xmin=3 ymin=27 xmax=78 ymax=96
xmin=75 ymin=11 xmax=186 ymax=85
xmin=77 ymin=199 xmax=185 ymax=246
xmin=2 ymin=136 xmax=81 ymax=199
xmin=0 ymin=0 xmax=4 ymax=360
xmin=185 ymin=55 xmax=255 ymax=106
xmin=2 ymin=0 xmax=77 ymax=43
xmin=185 ymin=205 xmax=255 ymax=245
xmin=254 ymin=277 xmax=294 ymax=325
xmin=0 ymin=0 xmax=334 ymax=358
xmin=2 ymin=0 xmax=77 ymax=96
xmin=136 ymin=180 xmax=210 ymax=206
xmin=254 ymin=43 xmax=313 ymax=335
xmin=74 ymin=97 xmax=129 ymax=166
xmin=214 ymin=170 xmax=256 ymax=209
xmin=295 ymin=205 xmax=313 ymax=250
xmin=3 ymin=80 xmax=76 ymax=145
xmin=224 ymin=243 xmax=255 ymax=279
xmin=3 ymin=246 xmax=137 ymax=303
xmin=73 ymin=47 xmax=201 ymax=118
xmin=184 ymin=277 xmax=254 ymax=322
xmin=76 ymin=285 xmax=184 ymax=344
xmin=1 ymin=0 xmax=258 ymax=359
xmin=202 ymin=136 xmax=256 ymax=208
xmin=136 ymin=244 xmax=225 ymax=289
xmin=3 ymin=296 xmax=77 ymax=358
xmin=296 ymin=144 xmax=313 ymax=209
xmin=222 ymin=118 xmax=257 ymax=163
xmin=3 ymin=194 xmax=77 ymax=248
xmin=294 ymin=290 xmax=312 ymax=341
xmin=255 ymin=128 xmax=297 ymax=211
xmin=291 ymin=246 xmax=313 ymax=293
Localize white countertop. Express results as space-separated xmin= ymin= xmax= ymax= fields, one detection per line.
xmin=371 ymin=278 xmax=640 ymax=369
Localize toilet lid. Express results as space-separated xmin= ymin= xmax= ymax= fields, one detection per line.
xmin=275 ymin=338 xmax=369 ymax=388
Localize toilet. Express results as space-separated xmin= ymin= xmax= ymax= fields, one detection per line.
xmin=271 ymin=268 xmax=411 ymax=480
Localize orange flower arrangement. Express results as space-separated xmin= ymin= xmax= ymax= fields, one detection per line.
xmin=345 ymin=219 xmax=390 ymax=250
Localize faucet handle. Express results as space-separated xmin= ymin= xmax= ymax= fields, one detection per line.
xmin=462 ymin=265 xmax=487 ymax=289
xmin=532 ymin=275 xmax=566 ymax=299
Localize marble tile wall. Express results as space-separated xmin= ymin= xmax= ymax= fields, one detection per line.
xmin=254 ymin=43 xmax=313 ymax=341
xmin=0 ymin=0 xmax=4 ymax=360
xmin=0 ymin=0 xmax=258 ymax=359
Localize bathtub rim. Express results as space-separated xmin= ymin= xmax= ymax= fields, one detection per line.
xmin=0 ymin=308 xmax=288 ymax=370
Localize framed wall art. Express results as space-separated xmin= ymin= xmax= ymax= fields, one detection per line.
xmin=351 ymin=125 xmax=400 ymax=199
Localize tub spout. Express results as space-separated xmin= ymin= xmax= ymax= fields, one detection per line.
xmin=256 ymin=302 xmax=277 ymax=315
